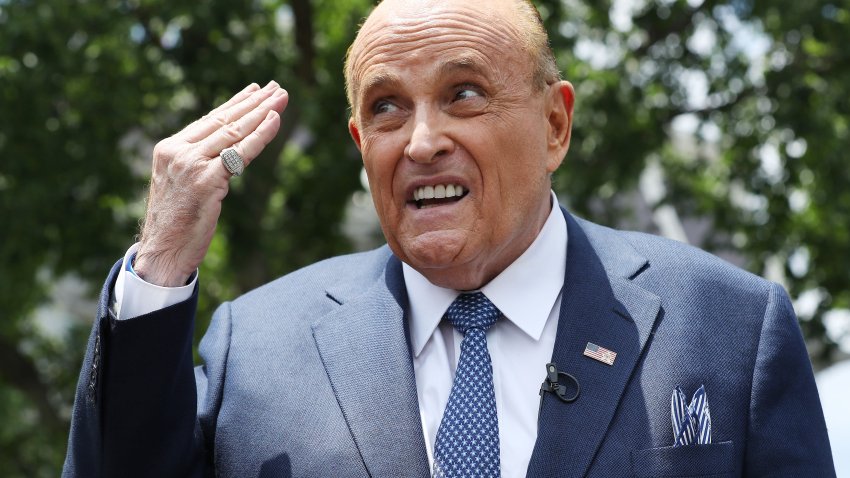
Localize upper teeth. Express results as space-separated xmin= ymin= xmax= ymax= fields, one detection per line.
xmin=414 ymin=184 xmax=465 ymax=201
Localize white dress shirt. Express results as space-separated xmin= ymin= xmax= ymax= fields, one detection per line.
xmin=114 ymin=192 xmax=567 ymax=477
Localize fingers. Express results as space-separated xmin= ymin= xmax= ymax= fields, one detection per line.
xmin=219 ymin=110 xmax=282 ymax=177
xmin=179 ymin=81 xmax=280 ymax=143
xmin=200 ymin=88 xmax=288 ymax=158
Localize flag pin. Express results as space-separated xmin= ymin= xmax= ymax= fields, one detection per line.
xmin=583 ymin=342 xmax=617 ymax=366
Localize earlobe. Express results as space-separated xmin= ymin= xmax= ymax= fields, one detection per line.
xmin=545 ymin=81 xmax=575 ymax=172
xmin=348 ymin=118 xmax=362 ymax=152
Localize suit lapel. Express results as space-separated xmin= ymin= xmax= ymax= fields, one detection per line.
xmin=527 ymin=211 xmax=661 ymax=477
xmin=311 ymin=255 xmax=430 ymax=477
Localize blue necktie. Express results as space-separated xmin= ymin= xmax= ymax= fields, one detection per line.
xmin=433 ymin=292 xmax=502 ymax=478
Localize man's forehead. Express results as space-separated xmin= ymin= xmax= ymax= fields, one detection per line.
xmin=349 ymin=1 xmax=526 ymax=84
xmin=366 ymin=0 xmax=516 ymax=27
xmin=356 ymin=3 xmax=515 ymax=49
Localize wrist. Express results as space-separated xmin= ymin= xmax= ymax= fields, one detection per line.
xmin=133 ymin=249 xmax=193 ymax=287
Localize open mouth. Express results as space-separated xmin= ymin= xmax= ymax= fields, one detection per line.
xmin=411 ymin=184 xmax=468 ymax=209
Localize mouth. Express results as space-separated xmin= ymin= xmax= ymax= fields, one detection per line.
xmin=410 ymin=183 xmax=468 ymax=209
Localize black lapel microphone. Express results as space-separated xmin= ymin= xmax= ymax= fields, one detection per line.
xmin=538 ymin=362 xmax=580 ymax=425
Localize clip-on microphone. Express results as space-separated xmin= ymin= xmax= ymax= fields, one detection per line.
xmin=538 ymin=362 xmax=580 ymax=424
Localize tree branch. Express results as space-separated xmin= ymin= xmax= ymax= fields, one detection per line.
xmin=291 ymin=0 xmax=317 ymax=84
xmin=224 ymin=0 xmax=319 ymax=291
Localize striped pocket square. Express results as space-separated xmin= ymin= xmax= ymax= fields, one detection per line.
xmin=671 ymin=384 xmax=712 ymax=447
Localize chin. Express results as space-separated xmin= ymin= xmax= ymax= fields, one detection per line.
xmin=395 ymin=233 xmax=490 ymax=289
xmin=396 ymin=229 xmax=470 ymax=265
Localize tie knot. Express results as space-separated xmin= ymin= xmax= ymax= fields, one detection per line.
xmin=444 ymin=292 xmax=501 ymax=334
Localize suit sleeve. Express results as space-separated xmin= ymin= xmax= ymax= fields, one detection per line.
xmin=745 ymin=282 xmax=836 ymax=476
xmin=62 ymin=260 xmax=212 ymax=478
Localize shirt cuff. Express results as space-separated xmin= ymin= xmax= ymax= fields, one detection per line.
xmin=113 ymin=243 xmax=197 ymax=320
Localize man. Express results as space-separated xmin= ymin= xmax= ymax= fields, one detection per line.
xmin=64 ymin=0 xmax=835 ymax=476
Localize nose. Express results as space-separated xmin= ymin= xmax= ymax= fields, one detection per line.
xmin=404 ymin=110 xmax=454 ymax=163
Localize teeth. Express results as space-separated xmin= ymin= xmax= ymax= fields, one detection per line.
xmin=414 ymin=184 xmax=465 ymax=201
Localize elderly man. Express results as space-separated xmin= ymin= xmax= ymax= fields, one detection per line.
xmin=64 ymin=0 xmax=835 ymax=476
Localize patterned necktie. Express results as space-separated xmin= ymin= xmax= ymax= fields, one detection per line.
xmin=433 ymin=292 xmax=502 ymax=478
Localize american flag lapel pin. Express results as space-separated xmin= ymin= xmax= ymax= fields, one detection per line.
xmin=583 ymin=342 xmax=617 ymax=366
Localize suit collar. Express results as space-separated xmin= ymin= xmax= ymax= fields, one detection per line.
xmin=527 ymin=209 xmax=661 ymax=477
xmin=571 ymin=212 xmax=648 ymax=281
xmin=312 ymin=253 xmax=430 ymax=477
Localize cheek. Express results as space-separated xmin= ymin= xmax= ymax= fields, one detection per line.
xmin=361 ymin=135 xmax=390 ymax=179
xmin=485 ymin=127 xmax=550 ymax=219
xmin=361 ymin=137 xmax=403 ymax=216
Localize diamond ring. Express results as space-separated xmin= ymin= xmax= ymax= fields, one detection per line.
xmin=220 ymin=147 xmax=245 ymax=177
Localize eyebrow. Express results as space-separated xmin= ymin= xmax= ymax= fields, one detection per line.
xmin=360 ymin=71 xmax=402 ymax=103
xmin=436 ymin=56 xmax=489 ymax=79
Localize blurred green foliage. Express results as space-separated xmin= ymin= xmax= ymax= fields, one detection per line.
xmin=0 ymin=0 xmax=846 ymax=474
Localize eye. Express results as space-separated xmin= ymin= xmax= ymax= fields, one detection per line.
xmin=453 ymin=85 xmax=484 ymax=102
xmin=372 ymin=99 xmax=399 ymax=115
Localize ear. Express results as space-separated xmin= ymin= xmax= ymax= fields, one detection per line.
xmin=348 ymin=117 xmax=362 ymax=152
xmin=545 ymin=80 xmax=575 ymax=173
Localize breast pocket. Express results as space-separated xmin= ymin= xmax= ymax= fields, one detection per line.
xmin=630 ymin=441 xmax=735 ymax=478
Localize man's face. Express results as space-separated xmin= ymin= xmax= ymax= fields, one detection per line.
xmin=348 ymin=0 xmax=573 ymax=290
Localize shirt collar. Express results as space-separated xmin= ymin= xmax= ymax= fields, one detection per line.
xmin=403 ymin=191 xmax=568 ymax=357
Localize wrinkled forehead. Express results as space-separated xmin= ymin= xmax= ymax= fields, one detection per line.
xmin=346 ymin=0 xmax=530 ymax=108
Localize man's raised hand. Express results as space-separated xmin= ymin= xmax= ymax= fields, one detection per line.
xmin=134 ymin=81 xmax=288 ymax=287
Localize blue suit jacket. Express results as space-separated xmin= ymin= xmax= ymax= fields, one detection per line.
xmin=63 ymin=210 xmax=835 ymax=477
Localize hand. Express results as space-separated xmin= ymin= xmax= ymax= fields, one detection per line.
xmin=134 ymin=81 xmax=289 ymax=287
